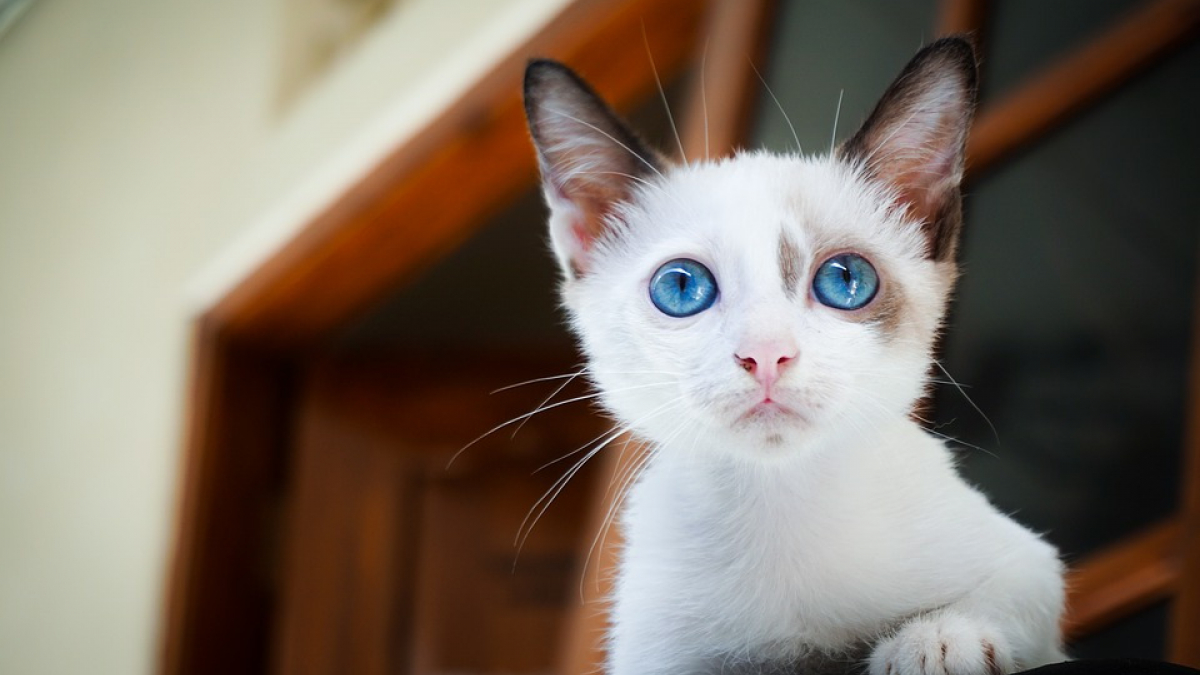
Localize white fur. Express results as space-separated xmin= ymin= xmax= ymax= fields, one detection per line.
xmin=549 ymin=152 xmax=1066 ymax=674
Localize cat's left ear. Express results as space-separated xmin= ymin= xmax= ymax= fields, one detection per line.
xmin=524 ymin=59 xmax=667 ymax=278
xmin=839 ymin=37 xmax=978 ymax=262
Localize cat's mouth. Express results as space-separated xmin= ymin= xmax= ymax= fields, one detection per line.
xmin=735 ymin=398 xmax=806 ymax=427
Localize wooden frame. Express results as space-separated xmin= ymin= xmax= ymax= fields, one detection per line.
xmin=938 ymin=0 xmax=1200 ymax=662
xmin=162 ymin=0 xmax=711 ymax=671
xmin=162 ymin=0 xmax=1200 ymax=671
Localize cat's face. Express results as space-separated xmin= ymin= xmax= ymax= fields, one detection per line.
xmin=524 ymin=40 xmax=977 ymax=459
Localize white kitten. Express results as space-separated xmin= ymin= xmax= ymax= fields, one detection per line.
xmin=523 ymin=38 xmax=1065 ymax=675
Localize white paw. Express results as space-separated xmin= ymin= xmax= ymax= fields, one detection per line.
xmin=868 ymin=613 xmax=1015 ymax=675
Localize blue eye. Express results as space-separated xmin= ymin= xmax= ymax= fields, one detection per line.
xmin=813 ymin=254 xmax=879 ymax=310
xmin=649 ymin=258 xmax=718 ymax=317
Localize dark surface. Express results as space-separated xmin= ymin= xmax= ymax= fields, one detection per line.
xmin=1021 ymin=660 xmax=1200 ymax=675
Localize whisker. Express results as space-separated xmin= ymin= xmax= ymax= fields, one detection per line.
xmin=583 ymin=432 xmax=660 ymax=599
xmin=927 ymin=426 xmax=999 ymax=459
xmin=514 ymin=396 xmax=681 ymax=562
xmin=540 ymin=106 xmax=667 ymax=183
xmin=590 ymin=408 xmax=690 ymax=586
xmin=537 ymin=395 xmax=679 ymax=475
xmin=510 ymin=370 xmax=582 ymax=439
xmin=829 ymin=88 xmax=844 ymax=155
xmin=750 ymin=59 xmax=800 ymax=154
xmin=642 ymin=23 xmax=686 ymax=163
xmin=934 ymin=360 xmax=1001 ymax=446
xmin=516 ymin=443 xmax=605 ymax=560
xmin=701 ymin=36 xmax=711 ymax=160
xmin=447 ymin=381 xmax=672 ymax=469
xmin=565 ymin=169 xmax=666 ymax=195
xmin=490 ymin=369 xmax=585 ymax=394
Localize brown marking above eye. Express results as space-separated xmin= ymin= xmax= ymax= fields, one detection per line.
xmin=779 ymin=231 xmax=802 ymax=298
xmin=862 ymin=278 xmax=905 ymax=339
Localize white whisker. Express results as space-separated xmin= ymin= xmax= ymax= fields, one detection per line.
xmin=643 ymin=23 xmax=686 ymax=163
xmin=830 ymin=88 xmax=844 ymax=154
xmin=701 ymin=37 xmax=711 ymax=160
xmin=490 ymin=369 xmax=586 ymax=394
xmin=541 ymin=106 xmax=667 ymax=183
xmin=750 ymin=60 xmax=800 ymax=154
xmin=447 ymin=381 xmax=673 ymax=469
xmin=934 ymin=360 xmax=1001 ymax=446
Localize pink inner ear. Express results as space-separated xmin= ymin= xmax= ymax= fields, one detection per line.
xmin=570 ymin=218 xmax=594 ymax=254
xmin=555 ymin=207 xmax=597 ymax=277
xmin=884 ymin=121 xmax=962 ymax=224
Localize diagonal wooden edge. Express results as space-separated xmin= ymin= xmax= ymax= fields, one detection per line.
xmin=937 ymin=0 xmax=991 ymax=41
xmin=207 ymin=0 xmax=707 ymax=349
xmin=1062 ymin=518 xmax=1183 ymax=642
xmin=1169 ymin=261 xmax=1200 ymax=665
xmin=967 ymin=0 xmax=1200 ymax=178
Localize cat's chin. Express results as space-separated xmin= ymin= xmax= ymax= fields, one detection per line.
xmin=720 ymin=401 xmax=825 ymax=457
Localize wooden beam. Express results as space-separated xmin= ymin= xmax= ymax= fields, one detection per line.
xmin=937 ymin=0 xmax=990 ymax=39
xmin=1170 ymin=262 xmax=1200 ymax=666
xmin=967 ymin=0 xmax=1200 ymax=177
xmin=678 ymin=0 xmax=779 ymax=160
xmin=1062 ymin=519 xmax=1182 ymax=642
xmin=208 ymin=0 xmax=706 ymax=349
xmin=159 ymin=325 xmax=296 ymax=675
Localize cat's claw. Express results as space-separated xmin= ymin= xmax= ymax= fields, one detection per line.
xmin=869 ymin=613 xmax=1015 ymax=675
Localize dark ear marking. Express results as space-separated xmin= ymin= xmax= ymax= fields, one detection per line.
xmin=838 ymin=37 xmax=978 ymax=262
xmin=523 ymin=59 xmax=667 ymax=277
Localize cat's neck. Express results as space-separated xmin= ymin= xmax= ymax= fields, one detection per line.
xmin=643 ymin=413 xmax=917 ymax=511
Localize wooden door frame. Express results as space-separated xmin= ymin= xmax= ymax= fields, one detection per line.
xmin=161 ymin=0 xmax=1200 ymax=671
xmin=160 ymin=0 xmax=716 ymax=672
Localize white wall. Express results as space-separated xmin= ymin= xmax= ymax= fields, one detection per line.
xmin=0 ymin=0 xmax=569 ymax=672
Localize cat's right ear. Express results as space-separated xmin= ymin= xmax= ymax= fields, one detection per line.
xmin=838 ymin=37 xmax=978 ymax=262
xmin=524 ymin=59 xmax=665 ymax=278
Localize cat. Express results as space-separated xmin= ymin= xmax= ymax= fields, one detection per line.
xmin=522 ymin=37 xmax=1065 ymax=675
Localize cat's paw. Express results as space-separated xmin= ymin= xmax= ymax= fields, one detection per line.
xmin=868 ymin=613 xmax=1015 ymax=675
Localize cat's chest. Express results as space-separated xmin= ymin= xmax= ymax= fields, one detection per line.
xmin=623 ymin=459 xmax=904 ymax=649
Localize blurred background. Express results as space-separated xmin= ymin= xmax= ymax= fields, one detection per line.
xmin=1 ymin=0 xmax=1197 ymax=673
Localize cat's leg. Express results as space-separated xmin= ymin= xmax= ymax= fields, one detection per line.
xmin=867 ymin=535 xmax=1065 ymax=675
xmin=606 ymin=552 xmax=714 ymax=675
xmin=607 ymin=617 xmax=711 ymax=675
xmin=869 ymin=611 xmax=1015 ymax=675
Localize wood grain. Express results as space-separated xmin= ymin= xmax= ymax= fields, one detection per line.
xmin=266 ymin=355 xmax=608 ymax=673
xmin=270 ymin=367 xmax=421 ymax=675
xmin=160 ymin=324 xmax=295 ymax=675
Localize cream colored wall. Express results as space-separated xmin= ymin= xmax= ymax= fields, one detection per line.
xmin=0 ymin=0 xmax=569 ymax=672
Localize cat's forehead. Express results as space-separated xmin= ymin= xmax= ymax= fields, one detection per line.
xmin=628 ymin=151 xmax=919 ymax=261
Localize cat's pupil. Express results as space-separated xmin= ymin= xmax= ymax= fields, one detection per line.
xmin=676 ymin=275 xmax=688 ymax=292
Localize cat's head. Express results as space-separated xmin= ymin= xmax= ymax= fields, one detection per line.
xmin=524 ymin=39 xmax=977 ymax=460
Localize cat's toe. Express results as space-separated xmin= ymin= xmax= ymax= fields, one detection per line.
xmin=868 ymin=613 xmax=1014 ymax=675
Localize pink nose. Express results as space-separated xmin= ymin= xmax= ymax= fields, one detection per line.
xmin=734 ymin=344 xmax=797 ymax=389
